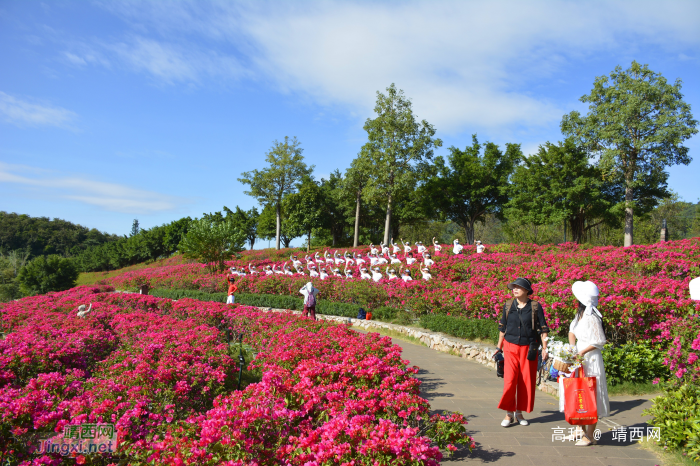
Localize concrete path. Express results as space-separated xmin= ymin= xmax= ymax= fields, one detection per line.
xmin=361 ymin=331 xmax=663 ymax=466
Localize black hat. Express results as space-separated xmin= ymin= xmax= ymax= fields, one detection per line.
xmin=507 ymin=277 xmax=533 ymax=295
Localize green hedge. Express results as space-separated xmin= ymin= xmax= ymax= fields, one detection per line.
xmin=420 ymin=314 xmax=500 ymax=344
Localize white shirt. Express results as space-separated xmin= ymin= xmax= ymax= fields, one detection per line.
xmin=476 ymin=244 xmax=485 ymax=253
xmin=299 ymin=285 xmax=319 ymax=306
xmin=401 ymin=275 xmax=413 ymax=282
xmin=320 ymin=271 xmax=329 ymax=280
xmin=406 ymin=257 xmax=417 ymax=265
xmin=453 ymin=241 xmax=463 ymax=255
xmin=371 ymin=270 xmax=383 ymax=282
xmin=309 ymin=270 xmax=319 ymax=278
xmin=423 ymin=258 xmax=435 ymax=267
xmin=561 ymin=308 xmax=610 ymax=418
xmin=360 ymin=270 xmax=372 ymax=280
xmin=421 ymin=270 xmax=432 ymax=280
xmin=387 ymin=273 xmax=398 ymax=280
xmin=390 ymin=256 xmax=401 ymax=264
xmin=417 ymin=244 xmax=426 ymax=253
xmin=265 ymin=269 xmax=273 ymax=275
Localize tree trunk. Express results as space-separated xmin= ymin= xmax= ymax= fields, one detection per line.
xmin=249 ymin=236 xmax=256 ymax=250
xmin=464 ymin=221 xmax=475 ymax=245
xmin=624 ymin=184 xmax=634 ymax=247
xmin=275 ymin=202 xmax=281 ymax=250
xmin=383 ymin=195 xmax=393 ymax=246
xmin=353 ymin=191 xmax=361 ymax=247
xmin=307 ymin=229 xmax=311 ymax=252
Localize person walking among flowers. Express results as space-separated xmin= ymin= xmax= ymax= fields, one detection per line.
xmin=497 ymin=277 xmax=550 ymax=427
xmin=560 ymin=280 xmax=610 ymax=446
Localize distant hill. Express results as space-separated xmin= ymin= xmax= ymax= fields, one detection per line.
xmin=0 ymin=211 xmax=120 ymax=258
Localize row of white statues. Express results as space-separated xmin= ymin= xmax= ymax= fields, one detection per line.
xmin=229 ymin=238 xmax=486 ymax=282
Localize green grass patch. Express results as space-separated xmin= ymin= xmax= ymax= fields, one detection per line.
xmin=638 ymin=439 xmax=698 ymax=466
xmin=607 ymin=381 xmax=661 ymax=396
xmin=353 ymin=327 xmax=428 ymax=347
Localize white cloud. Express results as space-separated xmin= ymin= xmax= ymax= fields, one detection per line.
xmin=108 ymin=35 xmax=248 ymax=84
xmin=0 ymin=91 xmax=77 ymax=128
xmin=0 ymin=162 xmax=185 ymax=214
xmin=94 ymin=0 xmax=700 ymax=132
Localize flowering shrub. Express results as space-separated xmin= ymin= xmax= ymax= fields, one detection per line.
xmin=0 ymin=286 xmax=472 ymax=465
xmin=106 ymin=239 xmax=700 ymax=348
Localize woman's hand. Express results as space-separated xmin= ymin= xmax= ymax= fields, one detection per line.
xmin=542 ymin=347 xmax=548 ymax=360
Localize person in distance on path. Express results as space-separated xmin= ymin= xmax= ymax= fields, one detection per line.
xmin=496 ymin=277 xmax=550 ymax=427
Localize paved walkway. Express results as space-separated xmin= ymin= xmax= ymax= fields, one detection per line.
xmin=358 ymin=330 xmax=662 ymax=466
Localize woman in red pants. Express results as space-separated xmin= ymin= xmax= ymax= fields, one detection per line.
xmin=496 ymin=277 xmax=550 ymax=427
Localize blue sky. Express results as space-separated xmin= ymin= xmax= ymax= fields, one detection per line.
xmin=1 ymin=0 xmax=699 ymax=244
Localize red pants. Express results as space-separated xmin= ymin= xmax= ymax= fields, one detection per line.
xmin=498 ymin=340 xmax=537 ymax=413
xmin=304 ymin=305 xmax=316 ymax=320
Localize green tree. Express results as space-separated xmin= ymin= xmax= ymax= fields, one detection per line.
xmin=344 ymin=153 xmax=372 ymax=247
xmin=284 ymin=178 xmax=324 ymax=252
xmin=420 ymin=135 xmax=520 ymax=244
xmin=225 ymin=206 xmax=259 ymax=250
xmin=257 ymin=204 xmax=296 ymax=248
xmin=362 ymin=84 xmax=442 ymax=245
xmin=178 ymin=217 xmax=245 ymax=273
xmin=130 ymin=219 xmax=140 ymax=237
xmin=634 ymin=193 xmax=693 ymax=244
xmin=505 ymin=140 xmax=619 ymax=244
xmin=561 ymin=61 xmax=698 ymax=247
xmin=16 ymin=254 xmax=79 ymax=296
xmin=238 ymin=137 xmax=313 ymax=250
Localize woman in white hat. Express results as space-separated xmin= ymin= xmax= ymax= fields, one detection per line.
xmin=299 ymin=282 xmax=319 ymax=320
xmin=564 ymin=280 xmax=611 ymax=446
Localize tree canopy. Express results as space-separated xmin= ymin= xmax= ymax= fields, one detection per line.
xmin=361 ymin=84 xmax=442 ymax=245
xmin=561 ymin=61 xmax=698 ymax=246
xmin=238 ymin=137 xmax=313 ymax=250
xmin=420 ymin=135 xmax=520 ymax=244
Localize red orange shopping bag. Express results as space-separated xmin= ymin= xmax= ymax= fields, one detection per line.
xmin=562 ymin=367 xmax=597 ymax=425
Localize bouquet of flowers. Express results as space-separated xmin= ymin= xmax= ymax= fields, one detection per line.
xmin=548 ymin=340 xmax=583 ymax=374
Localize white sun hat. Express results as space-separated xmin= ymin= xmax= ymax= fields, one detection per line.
xmin=572 ymin=280 xmax=599 ymax=307
xmin=690 ymin=277 xmax=700 ymax=300
xmin=571 ymin=281 xmax=602 ymax=325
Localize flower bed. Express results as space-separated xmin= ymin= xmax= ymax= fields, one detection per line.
xmin=0 ymin=286 xmax=472 ymax=465
xmin=106 ymin=239 xmax=700 ymax=347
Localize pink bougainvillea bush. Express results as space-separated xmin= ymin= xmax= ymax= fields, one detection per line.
xmin=107 ymin=239 xmax=700 ymax=345
xmin=0 ymin=286 xmax=472 ymax=465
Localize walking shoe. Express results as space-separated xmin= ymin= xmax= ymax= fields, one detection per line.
xmin=500 ymin=412 xmax=514 ymax=427
xmin=515 ymin=412 xmax=529 ymax=426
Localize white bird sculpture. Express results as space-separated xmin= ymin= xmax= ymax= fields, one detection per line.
xmin=77 ymin=303 xmax=92 ymax=318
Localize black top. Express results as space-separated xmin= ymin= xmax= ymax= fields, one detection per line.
xmin=498 ymin=300 xmax=551 ymax=346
